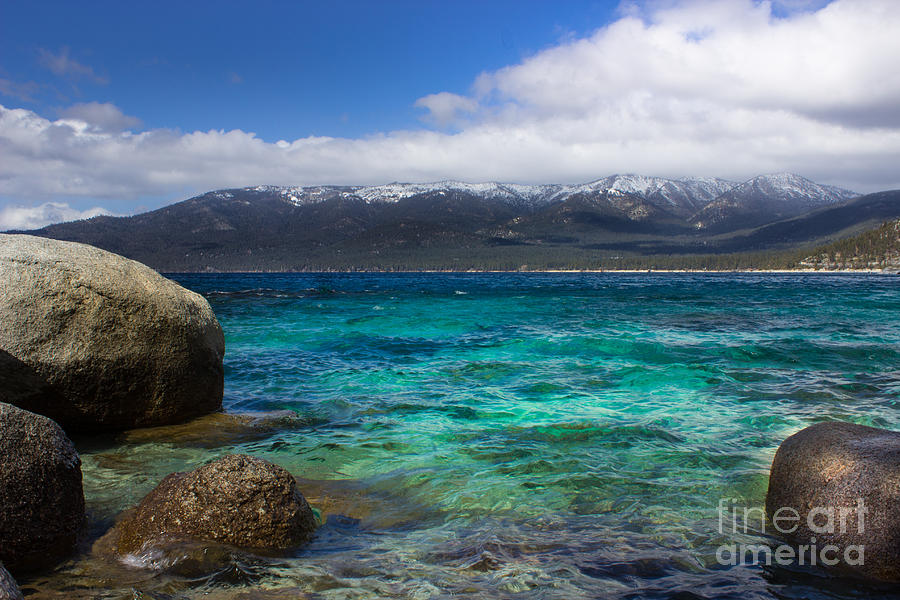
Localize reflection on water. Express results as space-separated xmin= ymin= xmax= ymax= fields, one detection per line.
xmin=20 ymin=273 xmax=900 ymax=599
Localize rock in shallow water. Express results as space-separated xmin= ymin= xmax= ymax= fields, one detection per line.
xmin=766 ymin=421 xmax=900 ymax=581
xmin=0 ymin=403 xmax=85 ymax=573
xmin=119 ymin=410 xmax=312 ymax=448
xmin=98 ymin=454 xmax=317 ymax=559
xmin=0 ymin=234 xmax=225 ymax=432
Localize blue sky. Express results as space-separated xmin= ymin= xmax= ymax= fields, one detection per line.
xmin=1 ymin=0 xmax=898 ymax=229
xmin=1 ymin=1 xmax=619 ymax=140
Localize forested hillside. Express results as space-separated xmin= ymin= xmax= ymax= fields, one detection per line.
xmin=799 ymin=219 xmax=900 ymax=270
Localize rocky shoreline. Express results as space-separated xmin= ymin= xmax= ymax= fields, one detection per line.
xmin=0 ymin=234 xmax=323 ymax=598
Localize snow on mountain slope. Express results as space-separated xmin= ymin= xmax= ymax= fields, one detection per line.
xmin=230 ymin=175 xmax=739 ymax=211
xmin=690 ymin=173 xmax=860 ymax=230
xmin=652 ymin=177 xmax=737 ymax=211
xmin=260 ymin=181 xmax=562 ymax=208
xmin=730 ymin=173 xmax=859 ymax=206
xmin=351 ymin=181 xmax=562 ymax=205
xmin=217 ymin=174 xmax=856 ymax=224
xmin=544 ymin=174 xmax=739 ymax=216
xmin=552 ymin=174 xmax=664 ymax=199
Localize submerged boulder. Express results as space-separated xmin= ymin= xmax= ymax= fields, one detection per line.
xmin=0 ymin=562 xmax=23 ymax=600
xmin=0 ymin=234 xmax=224 ymax=432
xmin=120 ymin=410 xmax=310 ymax=449
xmin=100 ymin=454 xmax=317 ymax=558
xmin=766 ymin=421 xmax=900 ymax=581
xmin=0 ymin=403 xmax=85 ymax=572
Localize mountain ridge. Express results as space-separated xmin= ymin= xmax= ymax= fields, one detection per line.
xmin=8 ymin=173 xmax=891 ymax=273
xmin=220 ymin=172 xmax=852 ymax=215
xmin=690 ymin=173 xmax=860 ymax=231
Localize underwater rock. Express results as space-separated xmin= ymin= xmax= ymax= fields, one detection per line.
xmin=220 ymin=588 xmax=311 ymax=599
xmin=99 ymin=454 xmax=317 ymax=557
xmin=100 ymin=535 xmax=258 ymax=579
xmin=297 ymin=476 xmax=438 ymax=530
xmin=0 ymin=562 xmax=23 ymax=600
xmin=119 ymin=410 xmax=310 ymax=448
xmin=0 ymin=403 xmax=85 ymax=573
xmin=0 ymin=234 xmax=225 ymax=432
xmin=766 ymin=421 xmax=900 ymax=581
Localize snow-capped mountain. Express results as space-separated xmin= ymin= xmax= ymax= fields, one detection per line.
xmin=19 ymin=172 xmax=886 ymax=272
xmin=545 ymin=175 xmax=738 ymax=217
xmin=264 ymin=181 xmax=562 ymax=209
xmin=351 ymin=180 xmax=567 ymax=208
xmin=550 ymin=174 xmax=733 ymax=201
xmin=690 ymin=173 xmax=860 ymax=231
xmin=212 ymin=173 xmax=861 ymax=227
xmin=245 ymin=174 xmax=741 ymax=217
xmin=649 ymin=177 xmax=738 ymax=212
xmin=719 ymin=173 xmax=858 ymax=209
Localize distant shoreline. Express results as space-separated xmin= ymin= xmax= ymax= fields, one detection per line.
xmin=164 ymin=268 xmax=898 ymax=275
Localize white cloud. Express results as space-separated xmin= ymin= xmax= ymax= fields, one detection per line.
xmin=414 ymin=92 xmax=478 ymax=127
xmin=475 ymin=0 xmax=900 ymax=128
xmin=0 ymin=202 xmax=112 ymax=231
xmin=1 ymin=0 xmax=900 ymax=221
xmin=58 ymin=102 xmax=141 ymax=132
xmin=37 ymin=47 xmax=107 ymax=84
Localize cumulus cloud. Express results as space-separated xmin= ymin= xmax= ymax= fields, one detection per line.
xmin=37 ymin=47 xmax=107 ymax=84
xmin=58 ymin=102 xmax=142 ymax=132
xmin=415 ymin=92 xmax=478 ymax=127
xmin=1 ymin=0 xmax=899 ymax=220
xmin=0 ymin=202 xmax=112 ymax=231
xmin=474 ymin=0 xmax=900 ymax=129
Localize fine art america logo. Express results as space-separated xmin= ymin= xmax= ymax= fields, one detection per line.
xmin=716 ymin=498 xmax=867 ymax=567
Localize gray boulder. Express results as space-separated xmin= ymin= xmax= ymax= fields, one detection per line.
xmin=0 ymin=403 xmax=85 ymax=572
xmin=99 ymin=454 xmax=317 ymax=557
xmin=766 ymin=421 xmax=900 ymax=581
xmin=0 ymin=234 xmax=224 ymax=432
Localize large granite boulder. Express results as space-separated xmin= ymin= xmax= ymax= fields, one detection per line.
xmin=0 ymin=562 xmax=23 ymax=600
xmin=0 ymin=234 xmax=224 ymax=432
xmin=0 ymin=403 xmax=85 ymax=572
xmin=100 ymin=454 xmax=317 ymax=557
xmin=0 ymin=349 xmax=63 ymax=415
xmin=766 ymin=421 xmax=900 ymax=581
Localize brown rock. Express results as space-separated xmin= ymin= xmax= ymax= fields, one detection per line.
xmin=0 ymin=234 xmax=224 ymax=432
xmin=766 ymin=421 xmax=900 ymax=581
xmin=0 ymin=403 xmax=85 ymax=572
xmin=119 ymin=410 xmax=308 ymax=448
xmin=101 ymin=454 xmax=316 ymax=556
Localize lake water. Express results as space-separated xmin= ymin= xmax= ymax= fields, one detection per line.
xmin=24 ymin=273 xmax=900 ymax=599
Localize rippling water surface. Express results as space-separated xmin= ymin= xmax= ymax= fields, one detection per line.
xmin=25 ymin=273 xmax=900 ymax=599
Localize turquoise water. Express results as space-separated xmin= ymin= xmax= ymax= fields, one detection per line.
xmin=28 ymin=273 xmax=900 ymax=599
